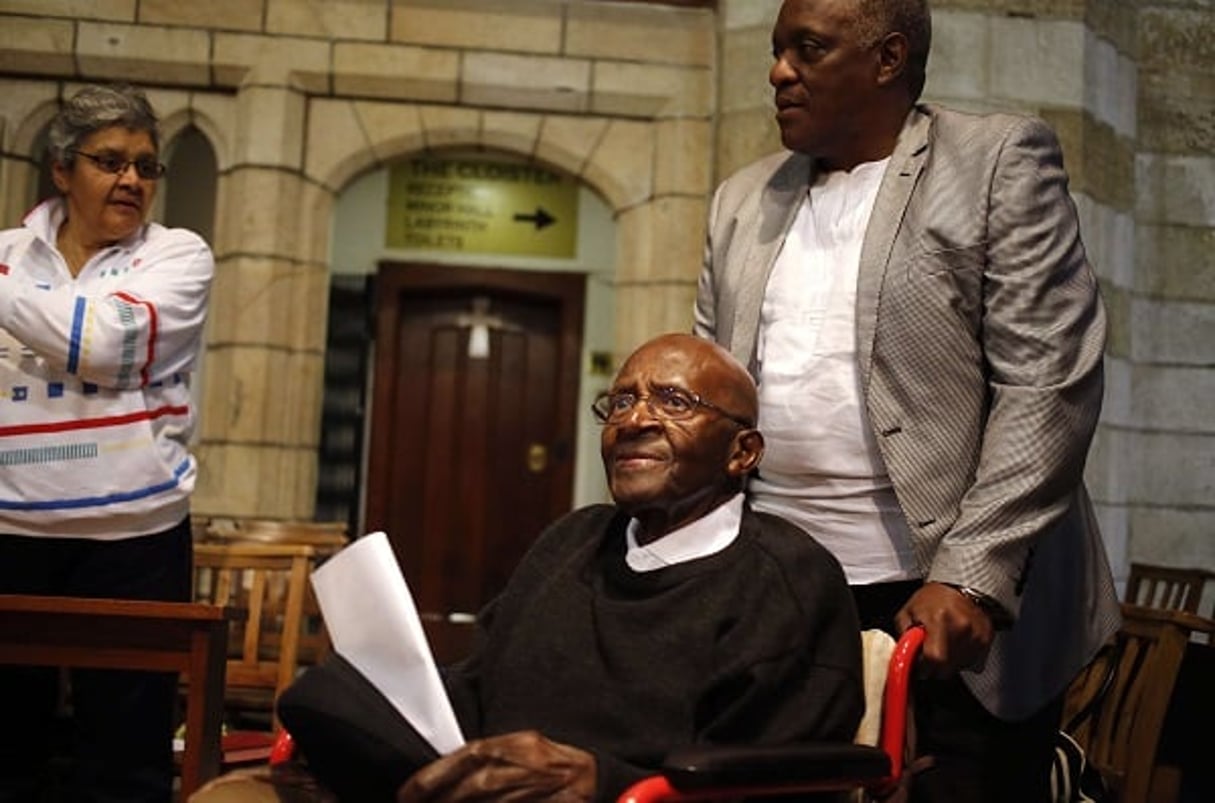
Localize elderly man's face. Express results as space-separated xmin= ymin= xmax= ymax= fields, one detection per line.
xmin=599 ymin=336 xmax=758 ymax=541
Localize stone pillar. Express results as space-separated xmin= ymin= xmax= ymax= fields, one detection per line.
xmin=0 ymin=79 xmax=58 ymax=228
xmin=1128 ymin=1 xmax=1215 ymax=571
xmin=191 ymin=80 xmax=329 ymax=520
xmin=614 ymin=192 xmax=706 ymax=356
xmin=715 ymin=0 xmax=783 ymax=182
xmin=556 ymin=0 xmax=717 ymax=360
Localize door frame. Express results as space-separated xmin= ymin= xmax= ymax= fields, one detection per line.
xmin=363 ymin=262 xmax=586 ymax=536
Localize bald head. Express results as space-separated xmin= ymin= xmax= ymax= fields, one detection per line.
xmin=598 ymin=333 xmax=764 ymax=540
xmin=617 ymin=333 xmax=758 ymax=426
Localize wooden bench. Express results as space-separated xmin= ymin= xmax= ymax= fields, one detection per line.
xmin=0 ymin=594 xmax=234 ymax=799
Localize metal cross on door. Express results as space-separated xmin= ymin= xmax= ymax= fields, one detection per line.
xmin=455 ymin=295 xmax=521 ymax=359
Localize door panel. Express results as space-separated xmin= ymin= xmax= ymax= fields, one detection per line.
xmin=366 ymin=264 xmax=585 ymax=663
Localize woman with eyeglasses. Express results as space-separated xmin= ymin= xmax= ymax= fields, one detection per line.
xmin=0 ymin=83 xmax=213 ymax=802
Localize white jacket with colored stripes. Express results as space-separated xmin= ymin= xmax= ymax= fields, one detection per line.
xmin=0 ymin=198 xmax=214 ymax=538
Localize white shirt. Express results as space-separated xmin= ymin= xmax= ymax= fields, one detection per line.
xmin=749 ymin=159 xmax=918 ymax=584
xmin=625 ymin=492 xmax=744 ymax=572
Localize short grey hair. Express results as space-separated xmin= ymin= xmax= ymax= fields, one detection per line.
xmin=47 ymin=84 xmax=160 ymax=166
xmin=852 ymin=0 xmax=932 ymax=102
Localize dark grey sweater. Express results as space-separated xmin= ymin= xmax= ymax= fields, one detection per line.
xmin=444 ymin=504 xmax=864 ymax=801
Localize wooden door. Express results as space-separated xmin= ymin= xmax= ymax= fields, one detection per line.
xmin=365 ymin=263 xmax=585 ymax=663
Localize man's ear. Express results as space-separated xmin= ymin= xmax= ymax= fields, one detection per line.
xmin=874 ymin=32 xmax=909 ymax=88
xmin=726 ymin=428 xmax=764 ymax=478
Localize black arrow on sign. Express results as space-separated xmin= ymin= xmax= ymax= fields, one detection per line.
xmin=513 ymin=207 xmax=556 ymax=230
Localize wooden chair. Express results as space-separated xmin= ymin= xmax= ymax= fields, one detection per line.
xmin=201 ymin=520 xmax=348 ymax=666
xmin=183 ymin=542 xmax=320 ymax=768
xmin=1124 ymin=562 xmax=1213 ymax=616
xmin=1061 ymin=604 xmax=1215 ymax=803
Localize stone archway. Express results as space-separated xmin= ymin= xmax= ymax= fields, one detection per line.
xmin=192 ymin=94 xmax=710 ymax=521
xmin=302 ymin=98 xmax=710 ymax=353
xmin=0 ymin=92 xmax=60 ymax=225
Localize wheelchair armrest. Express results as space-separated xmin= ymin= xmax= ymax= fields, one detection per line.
xmin=663 ymin=742 xmax=891 ymax=790
xmin=619 ymin=627 xmax=926 ymax=802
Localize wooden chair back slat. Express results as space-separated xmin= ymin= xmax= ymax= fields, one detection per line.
xmin=1124 ymin=562 xmax=1213 ymax=616
xmin=243 ymin=572 xmax=267 ymax=670
xmin=213 ymin=570 xmax=233 ymax=607
xmin=277 ymin=556 xmax=310 ymax=694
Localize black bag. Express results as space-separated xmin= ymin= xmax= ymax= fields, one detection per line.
xmin=276 ymin=652 xmax=442 ymax=803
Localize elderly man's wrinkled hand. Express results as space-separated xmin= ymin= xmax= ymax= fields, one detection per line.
xmin=894 ymin=582 xmax=995 ymax=678
xmin=397 ymin=731 xmax=596 ymax=803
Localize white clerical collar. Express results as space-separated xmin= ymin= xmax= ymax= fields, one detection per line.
xmin=624 ymin=493 xmax=745 ymax=572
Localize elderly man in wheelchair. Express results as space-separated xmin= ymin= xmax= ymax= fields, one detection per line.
xmin=195 ymin=333 xmax=887 ymax=803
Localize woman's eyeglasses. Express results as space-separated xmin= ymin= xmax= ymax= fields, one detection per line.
xmin=73 ymin=150 xmax=166 ymax=180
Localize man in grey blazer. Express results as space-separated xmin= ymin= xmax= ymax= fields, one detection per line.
xmin=695 ymin=1 xmax=1120 ymax=801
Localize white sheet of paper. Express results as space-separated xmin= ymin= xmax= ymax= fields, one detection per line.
xmin=310 ymin=531 xmax=465 ymax=755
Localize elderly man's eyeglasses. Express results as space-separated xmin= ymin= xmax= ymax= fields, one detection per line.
xmin=592 ymin=386 xmax=753 ymax=428
xmin=73 ymin=150 xmax=166 ymax=180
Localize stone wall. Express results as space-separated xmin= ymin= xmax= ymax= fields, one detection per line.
xmin=1 ymin=0 xmax=1211 ymax=580
xmin=0 ymin=0 xmax=717 ymax=519
xmin=932 ymin=0 xmax=1142 ymax=581
xmin=1130 ymin=1 xmax=1215 ymax=576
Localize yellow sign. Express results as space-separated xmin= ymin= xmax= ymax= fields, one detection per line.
xmin=386 ymin=157 xmax=579 ymax=258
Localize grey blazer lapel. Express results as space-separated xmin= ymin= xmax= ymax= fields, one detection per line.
xmin=856 ymin=107 xmax=932 ymax=387
xmin=731 ymin=153 xmax=813 ymax=367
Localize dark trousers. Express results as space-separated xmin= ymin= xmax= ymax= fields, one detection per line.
xmin=0 ymin=518 xmax=193 ymax=803
xmin=852 ymin=581 xmax=1063 ymax=803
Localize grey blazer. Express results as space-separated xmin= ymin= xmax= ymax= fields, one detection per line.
xmin=695 ymin=104 xmax=1120 ymax=720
